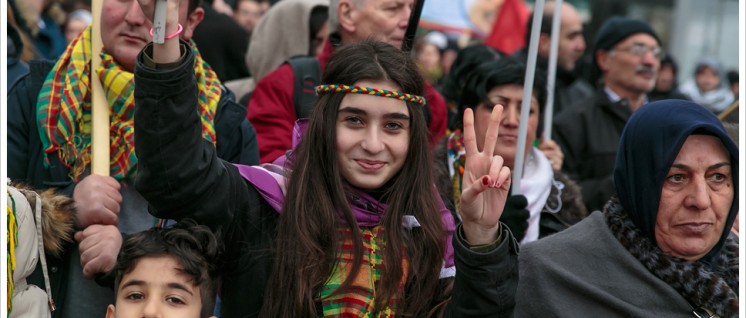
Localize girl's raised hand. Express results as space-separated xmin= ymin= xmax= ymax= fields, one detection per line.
xmin=459 ymin=106 xmax=511 ymax=245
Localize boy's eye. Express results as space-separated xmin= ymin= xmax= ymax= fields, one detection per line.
xmin=125 ymin=292 xmax=145 ymax=300
xmin=166 ymin=296 xmax=186 ymax=305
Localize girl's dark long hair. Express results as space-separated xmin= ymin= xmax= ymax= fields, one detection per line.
xmin=261 ymin=40 xmax=446 ymax=317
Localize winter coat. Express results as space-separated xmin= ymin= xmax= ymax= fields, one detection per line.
xmin=7 ymin=184 xmax=75 ymax=318
xmin=515 ymin=203 xmax=738 ymax=317
xmin=552 ymin=90 xmax=632 ymax=213
xmin=134 ymin=40 xmax=519 ymax=318
xmin=191 ymin=3 xmax=250 ymax=82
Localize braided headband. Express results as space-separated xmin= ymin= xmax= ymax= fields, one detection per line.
xmin=315 ymin=84 xmax=427 ymax=105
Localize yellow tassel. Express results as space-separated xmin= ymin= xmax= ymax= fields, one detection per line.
xmin=7 ymin=192 xmax=18 ymax=315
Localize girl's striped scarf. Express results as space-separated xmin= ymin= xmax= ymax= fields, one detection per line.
xmin=36 ymin=26 xmax=221 ymax=181
xmin=320 ymin=226 xmax=405 ymax=317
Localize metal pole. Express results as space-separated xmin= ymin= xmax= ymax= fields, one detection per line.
xmin=543 ymin=0 xmax=563 ymax=141
xmin=512 ymin=0 xmax=545 ymax=195
xmin=91 ymin=0 xmax=110 ymax=176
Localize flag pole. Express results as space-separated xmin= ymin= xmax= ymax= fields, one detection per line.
xmin=402 ymin=0 xmax=426 ymax=52
xmin=91 ymin=0 xmax=110 ymax=176
xmin=512 ymin=0 xmax=545 ymax=195
xmin=543 ymin=0 xmax=563 ymax=141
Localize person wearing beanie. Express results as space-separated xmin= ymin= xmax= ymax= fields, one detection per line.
xmin=552 ymin=16 xmax=662 ymax=213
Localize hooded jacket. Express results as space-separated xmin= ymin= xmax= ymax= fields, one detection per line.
xmin=224 ymin=0 xmax=329 ymax=99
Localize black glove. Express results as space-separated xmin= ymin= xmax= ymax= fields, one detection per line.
xmin=500 ymin=194 xmax=529 ymax=242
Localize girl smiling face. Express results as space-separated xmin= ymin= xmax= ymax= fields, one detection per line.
xmin=335 ymin=80 xmax=411 ymax=190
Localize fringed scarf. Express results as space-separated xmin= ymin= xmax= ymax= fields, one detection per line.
xmin=320 ymin=226 xmax=406 ymax=317
xmin=7 ymin=191 xmax=18 ymax=315
xmin=235 ymin=162 xmax=456 ymax=316
xmin=36 ymin=26 xmax=221 ymax=181
xmin=605 ymin=198 xmax=739 ymax=318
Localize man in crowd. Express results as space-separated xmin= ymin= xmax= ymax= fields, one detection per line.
xmin=232 ymin=0 xmax=264 ymax=34
xmin=248 ymin=0 xmax=448 ymax=163
xmin=552 ymin=16 xmax=661 ymax=212
xmin=7 ymin=0 xmax=258 ymax=316
xmin=514 ymin=1 xmax=593 ymax=117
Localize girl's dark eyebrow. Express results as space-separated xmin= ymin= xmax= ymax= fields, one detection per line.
xmin=339 ymin=106 xmax=410 ymax=120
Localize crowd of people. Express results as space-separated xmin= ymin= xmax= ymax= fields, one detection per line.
xmin=5 ymin=0 xmax=740 ymax=317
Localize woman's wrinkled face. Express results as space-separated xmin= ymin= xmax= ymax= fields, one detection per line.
xmin=336 ymin=80 xmax=410 ymax=190
xmin=655 ymin=135 xmax=733 ymax=261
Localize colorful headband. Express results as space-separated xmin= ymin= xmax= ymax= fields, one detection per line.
xmin=315 ymin=84 xmax=427 ymax=105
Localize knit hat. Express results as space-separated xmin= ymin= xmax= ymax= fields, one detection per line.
xmin=593 ymin=16 xmax=660 ymax=66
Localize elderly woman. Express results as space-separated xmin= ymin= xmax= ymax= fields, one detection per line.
xmin=515 ymin=100 xmax=739 ymax=317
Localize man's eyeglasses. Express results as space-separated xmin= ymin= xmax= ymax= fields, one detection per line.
xmin=613 ymin=43 xmax=664 ymax=59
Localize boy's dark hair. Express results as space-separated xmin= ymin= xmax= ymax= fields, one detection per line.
xmin=114 ymin=220 xmax=221 ymax=318
xmin=189 ymin=0 xmax=203 ymax=14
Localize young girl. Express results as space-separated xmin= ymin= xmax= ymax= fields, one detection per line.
xmin=133 ymin=1 xmax=517 ymax=316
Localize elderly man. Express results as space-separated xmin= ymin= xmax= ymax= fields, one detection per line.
xmin=514 ymin=1 xmax=592 ymax=116
xmin=248 ymin=0 xmax=448 ymax=163
xmin=552 ymin=16 xmax=661 ymax=213
xmin=7 ymin=0 xmax=258 ymax=316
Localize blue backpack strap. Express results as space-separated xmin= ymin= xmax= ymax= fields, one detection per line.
xmin=286 ymin=56 xmax=321 ymax=119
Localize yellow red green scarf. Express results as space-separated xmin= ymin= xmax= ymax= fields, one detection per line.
xmin=7 ymin=191 xmax=18 ymax=315
xmin=320 ymin=226 xmax=406 ymax=317
xmin=36 ymin=26 xmax=221 ymax=181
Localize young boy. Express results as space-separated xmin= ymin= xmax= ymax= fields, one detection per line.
xmin=105 ymin=222 xmax=220 ymax=318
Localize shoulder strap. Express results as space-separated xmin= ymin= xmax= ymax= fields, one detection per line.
xmin=31 ymin=192 xmax=56 ymax=312
xmin=287 ymin=56 xmax=321 ymax=119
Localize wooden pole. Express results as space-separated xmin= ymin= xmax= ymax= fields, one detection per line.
xmin=91 ymin=0 xmax=110 ymax=176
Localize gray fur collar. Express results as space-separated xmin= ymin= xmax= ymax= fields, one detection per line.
xmin=604 ymin=198 xmax=738 ymax=318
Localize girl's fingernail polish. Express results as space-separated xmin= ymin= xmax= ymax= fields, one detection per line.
xmin=482 ymin=176 xmax=489 ymax=185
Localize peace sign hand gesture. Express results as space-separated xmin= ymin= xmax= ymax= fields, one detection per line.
xmin=459 ymin=105 xmax=511 ymax=245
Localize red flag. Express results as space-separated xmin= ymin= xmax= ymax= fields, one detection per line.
xmin=485 ymin=0 xmax=530 ymax=55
